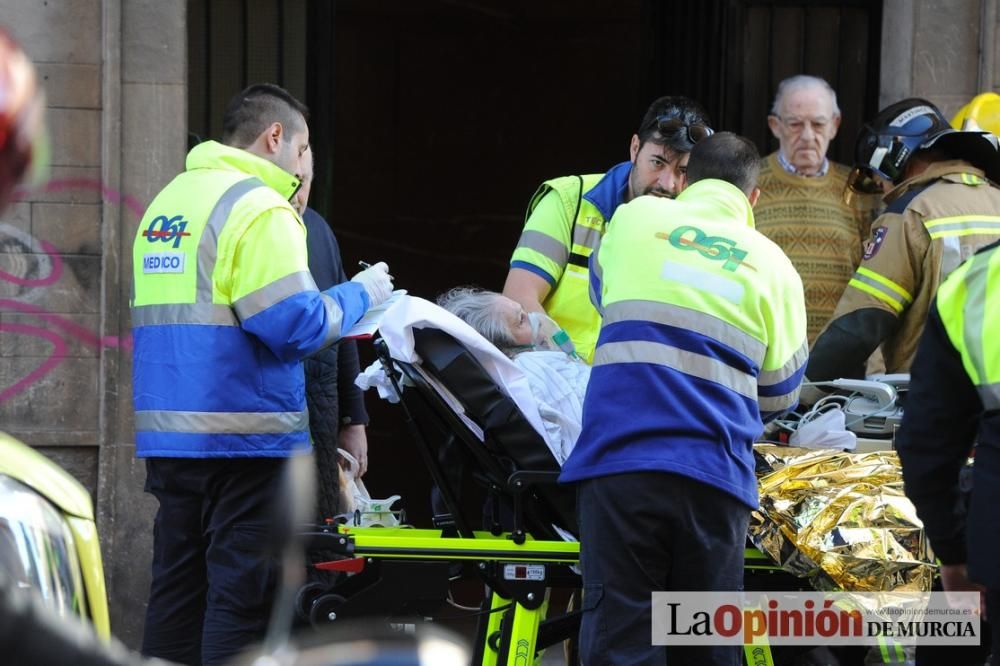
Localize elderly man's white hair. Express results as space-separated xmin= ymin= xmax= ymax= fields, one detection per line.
xmin=770 ymin=75 xmax=841 ymax=117
xmin=437 ymin=287 xmax=518 ymax=350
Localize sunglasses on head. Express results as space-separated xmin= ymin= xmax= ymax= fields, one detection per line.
xmin=653 ymin=114 xmax=714 ymax=144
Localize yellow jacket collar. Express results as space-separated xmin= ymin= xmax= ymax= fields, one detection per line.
xmin=186 ymin=140 xmax=301 ymax=201
xmin=676 ymin=179 xmax=756 ymax=229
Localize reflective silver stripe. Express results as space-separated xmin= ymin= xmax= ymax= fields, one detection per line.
xmin=978 ymin=384 xmax=1000 ymax=411
xmin=926 ymin=219 xmax=1000 ymax=237
xmin=962 ymin=250 xmax=992 ymax=386
xmin=233 ymin=271 xmax=318 ymax=321
xmin=134 ymin=409 xmax=308 ymax=434
xmin=516 ymin=230 xmax=569 ymax=267
xmin=940 ymin=235 xmax=962 ymax=278
xmin=196 ymin=178 xmax=267 ymax=303
xmin=132 ymin=303 xmax=239 ymax=327
xmin=320 ymin=292 xmax=345 ymax=346
xmin=589 ymin=279 xmax=602 ymax=314
xmin=602 ymin=300 xmax=767 ymax=367
xmin=572 ymin=224 xmax=602 ymax=251
xmin=589 ymin=246 xmax=604 ymax=310
xmin=759 ymin=389 xmax=801 ymax=414
xmin=594 ymin=340 xmax=756 ymax=399
xmin=758 ymin=340 xmax=808 ymax=387
xmin=850 ymin=272 xmax=910 ymax=308
xmin=591 ymin=245 xmax=604 ymax=283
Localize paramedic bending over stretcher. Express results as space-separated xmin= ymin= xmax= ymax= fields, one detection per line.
xmin=437 ymin=287 xmax=589 ymax=465
xmin=561 ymin=132 xmax=808 ymax=666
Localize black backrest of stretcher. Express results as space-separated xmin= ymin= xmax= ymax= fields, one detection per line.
xmin=405 ymin=328 xmax=578 ymax=536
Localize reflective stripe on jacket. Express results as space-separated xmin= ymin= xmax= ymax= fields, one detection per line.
xmin=937 ymin=241 xmax=1000 ymax=409
xmin=510 ymin=161 xmax=631 ymax=363
xmin=131 ymin=141 xmax=369 ymax=458
xmin=896 ymin=240 xmax=1000 ymax=588
xmin=560 ymin=179 xmax=808 ymax=509
xmin=826 ymin=161 xmax=1000 ymax=372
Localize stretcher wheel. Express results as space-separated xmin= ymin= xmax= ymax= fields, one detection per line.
xmin=309 ymin=592 xmax=348 ymax=627
xmin=294 ymin=582 xmax=328 ymax=622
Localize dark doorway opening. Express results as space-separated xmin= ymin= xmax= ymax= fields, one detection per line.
xmin=188 ymin=0 xmax=882 ymax=526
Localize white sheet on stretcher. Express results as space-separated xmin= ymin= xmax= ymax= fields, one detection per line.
xmin=374 ymin=295 xmax=560 ymax=462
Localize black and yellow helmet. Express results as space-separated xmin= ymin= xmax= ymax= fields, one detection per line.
xmin=845 ymin=97 xmax=1000 ymax=207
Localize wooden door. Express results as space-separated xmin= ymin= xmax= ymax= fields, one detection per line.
xmin=640 ymin=0 xmax=882 ymax=165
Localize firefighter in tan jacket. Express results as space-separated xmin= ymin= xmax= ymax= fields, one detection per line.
xmin=808 ymin=98 xmax=1000 ymax=380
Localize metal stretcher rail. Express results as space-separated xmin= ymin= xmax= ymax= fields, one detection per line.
xmin=306 ymin=526 xmax=581 ymax=564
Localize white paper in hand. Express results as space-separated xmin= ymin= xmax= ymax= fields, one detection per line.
xmin=344 ymin=289 xmax=407 ymax=339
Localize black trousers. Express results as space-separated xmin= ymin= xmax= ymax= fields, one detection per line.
xmin=576 ymin=471 xmax=750 ymax=666
xmin=141 ymin=458 xmax=284 ymax=666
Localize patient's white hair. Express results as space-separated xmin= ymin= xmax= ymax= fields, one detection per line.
xmin=437 ymin=287 xmax=517 ymax=350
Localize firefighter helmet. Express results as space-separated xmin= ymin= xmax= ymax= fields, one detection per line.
xmin=845 ymin=98 xmax=1000 ymax=207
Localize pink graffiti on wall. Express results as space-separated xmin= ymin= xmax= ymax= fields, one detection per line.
xmin=0 ymin=179 xmax=143 ymax=403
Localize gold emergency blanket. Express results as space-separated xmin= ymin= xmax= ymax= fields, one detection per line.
xmin=749 ymin=445 xmax=936 ymax=592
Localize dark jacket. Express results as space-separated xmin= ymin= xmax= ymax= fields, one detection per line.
xmin=895 ymin=302 xmax=1000 ymax=589
xmin=303 ymin=207 xmax=368 ymax=517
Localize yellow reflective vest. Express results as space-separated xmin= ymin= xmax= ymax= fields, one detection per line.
xmin=560 ymin=179 xmax=808 ymax=509
xmin=896 ymin=240 xmax=1000 ymax=590
xmin=510 ymin=161 xmax=633 ymax=363
xmin=937 ymin=242 xmax=1000 ymax=408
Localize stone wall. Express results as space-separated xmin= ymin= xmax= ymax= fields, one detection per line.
xmin=880 ymin=0 xmax=996 ymax=119
xmin=0 ymin=0 xmax=185 ymax=647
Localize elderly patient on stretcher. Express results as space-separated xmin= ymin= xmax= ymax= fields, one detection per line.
xmin=437 ymin=287 xmax=590 ymax=464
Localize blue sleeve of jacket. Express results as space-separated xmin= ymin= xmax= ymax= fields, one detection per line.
xmin=233 ymin=208 xmax=369 ymax=363
xmin=240 ymin=281 xmax=369 ymax=363
xmin=302 ymin=207 xmax=368 ymax=424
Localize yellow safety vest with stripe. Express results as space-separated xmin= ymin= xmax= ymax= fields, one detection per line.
xmin=130 ymin=141 xmax=369 ymax=458
xmin=559 ymin=179 xmax=808 ymax=508
xmin=510 ymin=161 xmax=632 ymax=363
xmin=937 ymin=241 xmax=1000 ymax=410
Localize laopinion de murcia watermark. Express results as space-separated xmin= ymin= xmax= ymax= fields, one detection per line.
xmin=650 ymin=591 xmax=981 ymax=647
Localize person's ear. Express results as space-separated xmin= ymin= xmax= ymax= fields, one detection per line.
xmin=748 ymin=186 xmax=761 ymax=207
xmin=265 ymin=122 xmax=283 ymax=153
xmin=829 ymin=113 xmax=842 ymax=139
xmin=629 ymin=134 xmax=641 ymax=162
xmin=767 ymin=115 xmax=782 ymax=140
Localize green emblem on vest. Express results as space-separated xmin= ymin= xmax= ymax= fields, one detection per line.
xmin=663 ymin=225 xmax=755 ymax=272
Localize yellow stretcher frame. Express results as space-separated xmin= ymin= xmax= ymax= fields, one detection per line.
xmin=354 ymin=336 xmax=901 ymax=664
xmin=316 ymin=524 xmax=789 ymax=666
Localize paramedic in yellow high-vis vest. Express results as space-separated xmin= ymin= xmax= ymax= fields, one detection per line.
xmin=503 ymin=96 xmax=712 ymax=363
xmin=562 ymin=132 xmax=807 ymax=665
xmin=131 ymin=84 xmax=392 ymax=666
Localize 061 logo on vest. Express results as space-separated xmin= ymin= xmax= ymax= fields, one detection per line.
xmin=143 ymin=215 xmax=191 ymax=249
xmin=659 ymin=226 xmax=756 ymax=272
xmin=142 ymin=252 xmax=185 ymax=274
